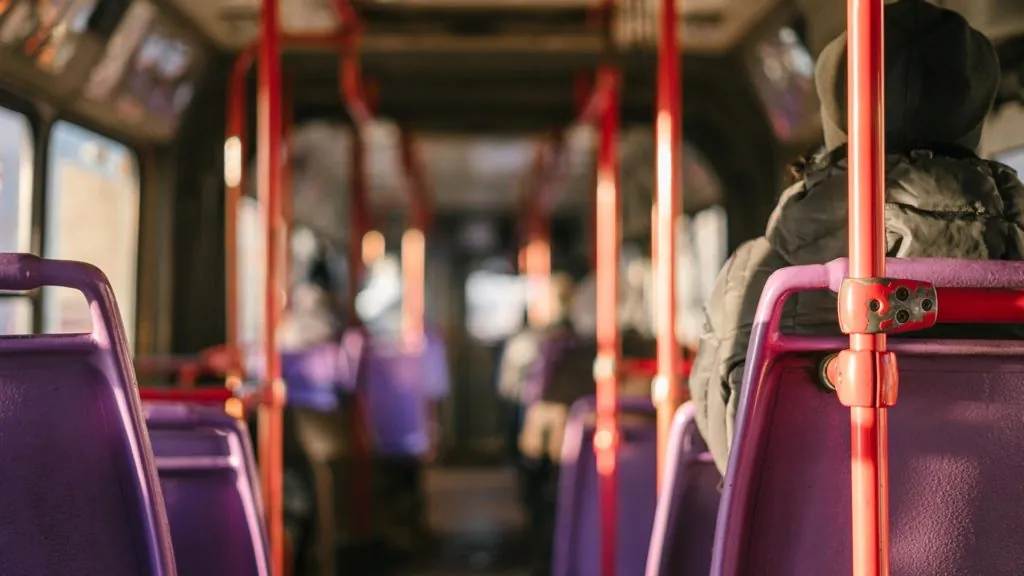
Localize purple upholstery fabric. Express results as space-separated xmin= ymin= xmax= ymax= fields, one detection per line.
xmin=645 ymin=402 xmax=721 ymax=576
xmin=246 ymin=339 xmax=357 ymax=411
xmin=553 ymin=396 xmax=658 ymax=576
xmin=714 ymin=257 xmax=1024 ymax=576
xmin=281 ymin=341 xmax=352 ymax=411
xmin=0 ymin=254 xmax=175 ymax=575
xmin=145 ymin=403 xmax=269 ymax=576
xmin=348 ymin=327 xmax=450 ymax=456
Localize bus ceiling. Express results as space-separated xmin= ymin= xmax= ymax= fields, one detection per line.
xmin=2 ymin=0 xmax=1024 ymax=143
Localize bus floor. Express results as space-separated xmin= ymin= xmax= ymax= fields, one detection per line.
xmin=337 ymin=465 xmax=532 ymax=575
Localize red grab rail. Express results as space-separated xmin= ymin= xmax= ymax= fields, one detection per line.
xmin=841 ymin=1 xmax=889 ymax=575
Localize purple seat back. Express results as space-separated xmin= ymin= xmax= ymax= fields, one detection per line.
xmin=247 ymin=338 xmax=358 ymax=412
xmin=714 ymin=258 xmax=1024 ymax=576
xmin=281 ymin=341 xmax=352 ymax=411
xmin=645 ymin=402 xmax=721 ymax=576
xmin=553 ymin=396 xmax=658 ymax=576
xmin=351 ymin=327 xmax=450 ymax=456
xmin=145 ymin=403 xmax=269 ymax=576
xmin=0 ymin=254 xmax=175 ymax=575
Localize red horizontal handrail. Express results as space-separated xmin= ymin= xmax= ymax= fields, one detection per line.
xmin=620 ymin=356 xmax=694 ymax=378
xmin=139 ymin=387 xmax=235 ymax=403
xmin=935 ymin=288 xmax=1024 ymax=324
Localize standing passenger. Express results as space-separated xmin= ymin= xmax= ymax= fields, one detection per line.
xmin=689 ymin=0 xmax=1024 ymax=473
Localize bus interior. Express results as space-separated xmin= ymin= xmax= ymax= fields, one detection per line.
xmin=4 ymin=0 xmax=1024 ymax=575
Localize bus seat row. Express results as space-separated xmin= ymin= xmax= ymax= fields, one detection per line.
xmin=280 ymin=341 xmax=356 ymax=411
xmin=0 ymin=254 xmax=268 ymax=575
xmin=645 ymin=402 xmax=720 ymax=576
xmin=145 ymin=403 xmax=269 ymax=576
xmin=553 ymin=396 xmax=659 ymax=576
xmin=713 ymin=258 xmax=1024 ymax=576
xmin=11 ymin=253 xmax=1024 ymax=574
xmin=553 ymin=397 xmax=721 ymax=576
xmin=253 ymin=327 xmax=450 ymax=460
xmin=560 ymin=258 xmax=1024 ymax=576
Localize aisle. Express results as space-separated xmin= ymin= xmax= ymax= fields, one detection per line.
xmin=411 ymin=465 xmax=530 ymax=575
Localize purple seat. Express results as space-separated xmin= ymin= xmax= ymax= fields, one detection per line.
xmin=350 ymin=327 xmax=450 ymax=457
xmin=645 ymin=402 xmax=721 ymax=576
xmin=247 ymin=338 xmax=358 ymax=412
xmin=281 ymin=341 xmax=353 ymax=411
xmin=553 ymin=396 xmax=658 ymax=576
xmin=145 ymin=403 xmax=269 ymax=576
xmin=0 ymin=254 xmax=175 ymax=575
xmin=714 ymin=258 xmax=1024 ymax=576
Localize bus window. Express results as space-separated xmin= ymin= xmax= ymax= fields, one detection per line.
xmin=678 ymin=205 xmax=728 ymax=345
xmin=43 ymin=121 xmax=140 ymax=346
xmin=356 ymin=255 xmax=402 ymax=326
xmin=994 ymin=147 xmax=1024 ymax=175
xmin=237 ymin=195 xmax=265 ymax=349
xmin=0 ymin=105 xmax=34 ymax=335
xmin=466 ymin=258 xmax=526 ymax=344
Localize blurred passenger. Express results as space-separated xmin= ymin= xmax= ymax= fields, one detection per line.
xmin=344 ymin=255 xmax=449 ymax=560
xmin=518 ymin=263 xmax=657 ymax=575
xmin=496 ymin=274 xmax=574 ymax=404
xmin=498 ymin=273 xmax=573 ymax=574
xmin=689 ymin=0 xmax=1024 ymax=474
xmin=493 ymin=311 xmax=531 ymax=464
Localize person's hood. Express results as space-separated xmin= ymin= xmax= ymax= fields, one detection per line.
xmin=767 ymin=148 xmax=1024 ymax=266
xmin=815 ymin=0 xmax=999 ymax=152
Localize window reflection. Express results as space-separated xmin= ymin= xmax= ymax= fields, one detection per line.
xmin=748 ymin=25 xmax=817 ymax=140
xmin=0 ymin=0 xmax=98 ymax=74
xmin=677 ymin=205 xmax=728 ymax=344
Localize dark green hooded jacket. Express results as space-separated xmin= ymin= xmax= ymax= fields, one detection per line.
xmin=690 ymin=0 xmax=1024 ymax=473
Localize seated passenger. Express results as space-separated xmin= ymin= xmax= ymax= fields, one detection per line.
xmin=689 ymin=0 xmax=1024 ymax=474
xmin=496 ymin=273 xmax=576 ymax=406
xmin=516 ymin=273 xmax=579 ymax=463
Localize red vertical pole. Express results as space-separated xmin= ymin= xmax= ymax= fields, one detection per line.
xmin=846 ymin=1 xmax=888 ymax=575
xmin=593 ymin=65 xmax=621 ymax=576
xmin=257 ymin=0 xmax=286 ymax=571
xmin=653 ymin=0 xmax=682 ymax=489
xmin=398 ymin=128 xmax=429 ymax=348
xmin=523 ymin=139 xmax=553 ymax=327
